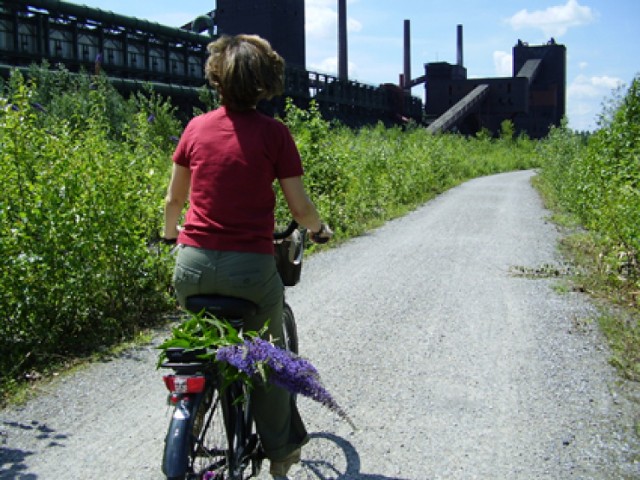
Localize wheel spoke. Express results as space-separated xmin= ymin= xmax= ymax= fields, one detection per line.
xmin=187 ymin=389 xmax=229 ymax=477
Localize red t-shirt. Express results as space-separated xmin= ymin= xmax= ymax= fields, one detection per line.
xmin=173 ymin=107 xmax=304 ymax=254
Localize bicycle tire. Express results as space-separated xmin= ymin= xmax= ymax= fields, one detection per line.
xmin=163 ymin=383 xmax=228 ymax=480
xmin=165 ymin=304 xmax=298 ymax=480
xmin=223 ymin=382 xmax=264 ymax=480
xmin=224 ymin=305 xmax=299 ymax=479
xmin=282 ymin=302 xmax=298 ymax=354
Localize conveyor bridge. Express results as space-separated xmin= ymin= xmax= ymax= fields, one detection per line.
xmin=426 ymin=84 xmax=489 ymax=134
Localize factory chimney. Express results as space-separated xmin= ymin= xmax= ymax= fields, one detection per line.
xmin=338 ymin=0 xmax=348 ymax=80
xmin=403 ymin=19 xmax=411 ymax=90
xmin=457 ymin=24 xmax=464 ymax=67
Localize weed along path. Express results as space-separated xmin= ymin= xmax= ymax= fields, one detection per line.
xmin=1 ymin=170 xmax=638 ymax=479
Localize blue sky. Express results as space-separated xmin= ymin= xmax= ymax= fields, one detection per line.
xmin=73 ymin=0 xmax=639 ymax=131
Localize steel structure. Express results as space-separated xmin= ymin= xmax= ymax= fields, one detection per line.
xmin=0 ymin=2 xmax=565 ymax=136
xmin=0 ymin=0 xmax=209 ymax=85
xmin=0 ymin=0 xmax=422 ymax=126
xmin=414 ymin=25 xmax=566 ymax=138
xmin=215 ymin=0 xmax=306 ymax=69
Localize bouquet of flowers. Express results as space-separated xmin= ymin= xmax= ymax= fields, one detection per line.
xmin=158 ymin=314 xmax=354 ymax=428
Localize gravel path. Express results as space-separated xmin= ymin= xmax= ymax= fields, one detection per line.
xmin=1 ymin=170 xmax=638 ymax=479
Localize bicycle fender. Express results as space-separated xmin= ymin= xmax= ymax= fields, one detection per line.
xmin=162 ymin=395 xmax=200 ymax=477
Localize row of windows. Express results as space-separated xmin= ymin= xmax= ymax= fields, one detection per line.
xmin=0 ymin=19 xmax=205 ymax=79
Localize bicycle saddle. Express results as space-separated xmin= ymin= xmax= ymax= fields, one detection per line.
xmin=185 ymin=295 xmax=258 ymax=321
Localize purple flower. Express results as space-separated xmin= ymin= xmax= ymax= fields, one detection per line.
xmin=147 ymin=114 xmax=155 ymax=123
xmin=31 ymin=102 xmax=46 ymax=113
xmin=216 ymin=338 xmax=354 ymax=428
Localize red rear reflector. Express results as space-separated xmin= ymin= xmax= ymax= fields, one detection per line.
xmin=163 ymin=375 xmax=206 ymax=393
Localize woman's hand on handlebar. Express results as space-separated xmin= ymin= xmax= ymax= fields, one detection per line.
xmin=160 ymin=237 xmax=177 ymax=245
xmin=161 ymin=225 xmax=181 ymax=245
xmin=309 ymin=223 xmax=333 ymax=244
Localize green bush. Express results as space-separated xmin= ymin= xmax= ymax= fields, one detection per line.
xmin=536 ymin=76 xmax=640 ymax=288
xmin=535 ymin=77 xmax=639 ymax=380
xmin=0 ymin=70 xmax=178 ymax=387
xmin=586 ymin=78 xmax=640 ymax=262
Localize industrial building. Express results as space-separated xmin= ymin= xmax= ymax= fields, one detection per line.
xmin=0 ymin=0 xmax=566 ymax=137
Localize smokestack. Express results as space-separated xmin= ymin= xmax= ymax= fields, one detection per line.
xmin=457 ymin=24 xmax=463 ymax=67
xmin=403 ymin=19 xmax=411 ymax=90
xmin=338 ymin=0 xmax=348 ymax=81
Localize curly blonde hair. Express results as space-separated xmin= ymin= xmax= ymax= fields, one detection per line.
xmin=205 ymin=34 xmax=285 ymax=111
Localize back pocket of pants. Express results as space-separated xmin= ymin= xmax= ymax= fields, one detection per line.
xmin=173 ymin=264 xmax=202 ymax=287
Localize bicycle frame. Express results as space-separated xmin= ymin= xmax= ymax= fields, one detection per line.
xmin=221 ymin=381 xmax=261 ymax=479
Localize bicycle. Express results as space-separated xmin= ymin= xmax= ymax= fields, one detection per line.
xmin=159 ymin=221 xmax=314 ymax=480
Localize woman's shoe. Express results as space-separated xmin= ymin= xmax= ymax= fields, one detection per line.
xmin=269 ymin=447 xmax=301 ymax=477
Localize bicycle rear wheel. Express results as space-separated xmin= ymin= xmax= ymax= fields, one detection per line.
xmin=282 ymin=302 xmax=298 ymax=354
xmin=165 ymin=384 xmax=228 ymax=480
xmin=192 ymin=386 xmax=229 ymax=478
xmin=224 ymin=382 xmax=264 ymax=480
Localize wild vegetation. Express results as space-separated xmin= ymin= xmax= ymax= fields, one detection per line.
xmin=1 ymin=65 xmax=636 ymax=400
xmin=1 ymin=67 xmax=179 ymax=396
xmin=534 ymin=75 xmax=640 ymax=381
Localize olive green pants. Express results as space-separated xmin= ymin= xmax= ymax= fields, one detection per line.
xmin=172 ymin=245 xmax=308 ymax=461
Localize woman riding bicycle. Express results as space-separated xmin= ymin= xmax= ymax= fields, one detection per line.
xmin=162 ymin=34 xmax=332 ymax=479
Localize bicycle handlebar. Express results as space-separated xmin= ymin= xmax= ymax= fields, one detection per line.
xmin=274 ymin=221 xmax=330 ymax=244
xmin=273 ymin=220 xmax=299 ymax=241
xmin=159 ymin=220 xmax=328 ymax=244
xmin=159 ymin=237 xmax=177 ymax=245
xmin=159 ymin=220 xmax=300 ymax=245
xmin=309 ymin=223 xmax=331 ymax=244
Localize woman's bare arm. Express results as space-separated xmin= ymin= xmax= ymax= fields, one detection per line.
xmin=279 ymin=176 xmax=332 ymax=241
xmin=163 ymin=163 xmax=191 ymax=239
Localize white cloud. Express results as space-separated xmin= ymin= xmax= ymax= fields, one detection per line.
xmin=567 ymin=74 xmax=622 ymax=129
xmin=493 ymin=51 xmax=512 ymax=77
xmin=309 ymin=56 xmax=358 ymax=77
xmin=310 ymin=56 xmax=338 ymax=74
xmin=305 ymin=0 xmax=362 ymax=39
xmin=306 ymin=0 xmax=337 ymax=39
xmin=348 ymin=18 xmax=363 ymax=33
xmin=305 ymin=0 xmax=335 ymax=8
xmin=568 ymin=74 xmax=624 ymax=99
xmin=591 ymin=75 xmax=624 ymax=89
xmin=506 ymin=0 xmax=596 ymax=38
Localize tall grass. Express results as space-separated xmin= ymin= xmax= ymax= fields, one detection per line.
xmin=535 ymin=76 xmax=639 ymax=380
xmin=536 ymin=77 xmax=639 ymax=301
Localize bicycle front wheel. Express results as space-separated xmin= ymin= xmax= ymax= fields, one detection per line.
xmin=282 ymin=302 xmax=298 ymax=354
